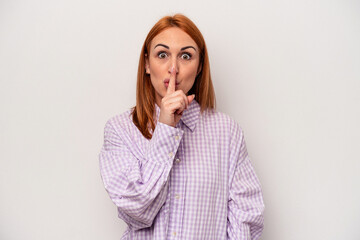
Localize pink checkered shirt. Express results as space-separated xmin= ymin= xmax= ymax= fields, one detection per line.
xmin=99 ymin=100 xmax=264 ymax=239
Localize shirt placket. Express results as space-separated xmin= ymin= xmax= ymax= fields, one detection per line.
xmin=167 ymin=121 xmax=186 ymax=239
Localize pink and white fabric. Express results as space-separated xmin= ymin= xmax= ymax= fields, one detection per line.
xmin=99 ymin=100 xmax=264 ymax=239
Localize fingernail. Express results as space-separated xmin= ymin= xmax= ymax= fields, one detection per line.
xmin=171 ymin=67 xmax=175 ymax=73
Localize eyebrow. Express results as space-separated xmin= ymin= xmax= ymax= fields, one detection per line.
xmin=181 ymin=46 xmax=197 ymax=51
xmin=154 ymin=44 xmax=169 ymax=49
xmin=154 ymin=44 xmax=197 ymax=51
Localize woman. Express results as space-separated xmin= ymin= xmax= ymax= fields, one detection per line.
xmin=99 ymin=14 xmax=265 ymax=239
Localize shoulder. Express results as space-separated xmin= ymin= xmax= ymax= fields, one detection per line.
xmin=103 ymin=108 xmax=135 ymax=136
xmin=201 ymin=108 xmax=244 ymax=135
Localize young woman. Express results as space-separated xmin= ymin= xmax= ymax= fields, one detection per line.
xmin=99 ymin=14 xmax=265 ymax=240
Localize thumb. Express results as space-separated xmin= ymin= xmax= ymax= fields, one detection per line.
xmin=187 ymin=94 xmax=195 ymax=104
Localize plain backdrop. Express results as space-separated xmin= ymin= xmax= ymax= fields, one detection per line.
xmin=1 ymin=0 xmax=359 ymax=239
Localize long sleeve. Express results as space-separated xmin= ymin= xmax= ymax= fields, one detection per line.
xmin=99 ymin=118 xmax=184 ymax=231
xmin=227 ymin=122 xmax=265 ymax=240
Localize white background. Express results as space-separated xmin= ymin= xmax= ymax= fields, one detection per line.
xmin=1 ymin=0 xmax=359 ymax=239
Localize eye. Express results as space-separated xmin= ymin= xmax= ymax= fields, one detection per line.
xmin=158 ymin=52 xmax=168 ymax=59
xmin=181 ymin=53 xmax=192 ymax=60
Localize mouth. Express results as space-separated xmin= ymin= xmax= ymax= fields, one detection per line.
xmin=164 ymin=78 xmax=180 ymax=87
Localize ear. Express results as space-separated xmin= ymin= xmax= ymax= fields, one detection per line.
xmin=145 ymin=53 xmax=150 ymax=74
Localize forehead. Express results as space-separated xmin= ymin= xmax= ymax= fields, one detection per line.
xmin=150 ymin=27 xmax=198 ymax=50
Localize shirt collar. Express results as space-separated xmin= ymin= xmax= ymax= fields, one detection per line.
xmin=154 ymin=99 xmax=200 ymax=132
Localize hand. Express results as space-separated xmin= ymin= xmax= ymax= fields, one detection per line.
xmin=158 ymin=67 xmax=195 ymax=127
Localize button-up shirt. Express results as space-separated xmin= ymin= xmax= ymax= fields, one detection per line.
xmin=99 ymin=100 xmax=264 ymax=239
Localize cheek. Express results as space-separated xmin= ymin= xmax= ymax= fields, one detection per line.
xmin=148 ymin=63 xmax=167 ymax=92
xmin=183 ymin=64 xmax=199 ymax=81
xmin=149 ymin=62 xmax=166 ymax=79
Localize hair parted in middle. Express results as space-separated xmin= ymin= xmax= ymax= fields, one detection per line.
xmin=131 ymin=13 xmax=216 ymax=139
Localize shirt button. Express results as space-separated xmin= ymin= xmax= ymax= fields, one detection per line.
xmin=175 ymin=135 xmax=180 ymax=140
xmin=175 ymin=158 xmax=181 ymax=163
xmin=168 ymin=152 xmax=173 ymax=158
xmin=175 ymin=194 xmax=180 ymax=199
xmin=173 ymin=231 xmax=177 ymax=236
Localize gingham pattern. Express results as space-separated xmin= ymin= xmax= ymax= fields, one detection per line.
xmin=99 ymin=100 xmax=264 ymax=240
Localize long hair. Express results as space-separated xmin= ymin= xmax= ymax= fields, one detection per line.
xmin=131 ymin=14 xmax=216 ymax=139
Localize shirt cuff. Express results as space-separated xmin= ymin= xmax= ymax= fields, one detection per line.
xmin=147 ymin=122 xmax=184 ymax=166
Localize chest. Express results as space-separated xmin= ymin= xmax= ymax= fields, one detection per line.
xmin=173 ymin=124 xmax=230 ymax=193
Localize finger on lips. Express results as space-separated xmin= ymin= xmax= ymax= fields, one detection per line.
xmin=165 ymin=67 xmax=193 ymax=116
xmin=167 ymin=67 xmax=176 ymax=94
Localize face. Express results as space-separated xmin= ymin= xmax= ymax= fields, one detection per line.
xmin=145 ymin=27 xmax=201 ymax=106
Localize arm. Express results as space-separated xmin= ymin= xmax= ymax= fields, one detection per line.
xmin=227 ymin=122 xmax=265 ymax=240
xmin=99 ymin=119 xmax=183 ymax=231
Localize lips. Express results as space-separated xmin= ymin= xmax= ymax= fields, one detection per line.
xmin=164 ymin=78 xmax=179 ymax=85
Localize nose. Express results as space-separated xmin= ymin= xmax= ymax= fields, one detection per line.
xmin=168 ymin=58 xmax=179 ymax=74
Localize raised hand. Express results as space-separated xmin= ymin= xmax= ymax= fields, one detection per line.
xmin=158 ymin=67 xmax=195 ymax=127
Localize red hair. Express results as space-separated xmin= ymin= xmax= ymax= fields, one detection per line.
xmin=131 ymin=14 xmax=216 ymax=139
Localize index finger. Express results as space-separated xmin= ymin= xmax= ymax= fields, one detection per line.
xmin=167 ymin=67 xmax=176 ymax=94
